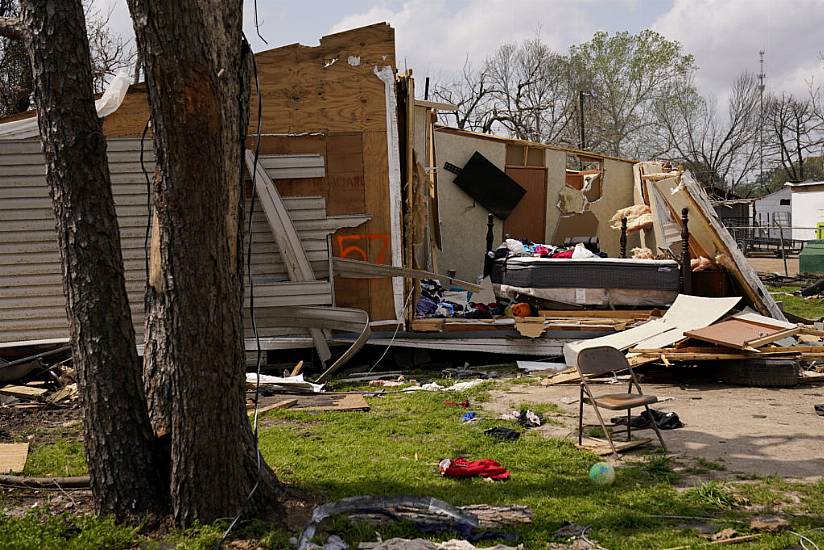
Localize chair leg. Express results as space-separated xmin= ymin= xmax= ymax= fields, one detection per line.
xmin=588 ymin=397 xmax=618 ymax=456
xmin=644 ymin=404 xmax=668 ymax=452
xmin=627 ymin=408 xmax=632 ymax=441
xmin=578 ymin=384 xmax=584 ymax=446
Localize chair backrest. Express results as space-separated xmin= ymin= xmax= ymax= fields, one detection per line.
xmin=576 ymin=345 xmax=629 ymax=377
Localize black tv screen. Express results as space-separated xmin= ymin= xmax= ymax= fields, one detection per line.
xmin=452 ymin=151 xmax=526 ymax=219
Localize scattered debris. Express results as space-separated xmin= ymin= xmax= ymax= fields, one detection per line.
xmin=499 ymin=410 xmax=541 ymax=428
xmin=483 ymin=427 xmax=520 ymax=442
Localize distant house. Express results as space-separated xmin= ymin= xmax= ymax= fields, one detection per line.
xmin=753 ymin=187 xmax=792 ymax=239
xmin=785 ymin=182 xmax=824 ymax=241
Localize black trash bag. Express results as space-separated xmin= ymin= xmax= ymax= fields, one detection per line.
xmin=611 ymin=408 xmax=683 ymax=430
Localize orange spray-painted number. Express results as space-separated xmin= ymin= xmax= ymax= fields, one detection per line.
xmin=336 ymin=234 xmax=390 ymax=264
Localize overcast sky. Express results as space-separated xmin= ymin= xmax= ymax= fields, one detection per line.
xmin=101 ymin=0 xmax=824 ymax=101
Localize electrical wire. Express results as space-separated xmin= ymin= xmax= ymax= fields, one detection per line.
xmin=366 ymin=286 xmax=414 ymax=374
xmin=253 ymin=0 xmax=268 ymax=44
xmin=218 ymin=32 xmax=264 ymax=548
xmin=140 ymin=117 xmax=152 ymax=279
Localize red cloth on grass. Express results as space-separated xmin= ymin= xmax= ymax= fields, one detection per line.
xmin=439 ymin=457 xmax=510 ymax=480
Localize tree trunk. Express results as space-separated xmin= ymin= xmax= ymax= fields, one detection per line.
xmin=126 ymin=0 xmax=283 ymax=525
xmin=19 ymin=0 xmax=165 ymax=521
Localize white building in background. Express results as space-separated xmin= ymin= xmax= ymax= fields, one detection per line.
xmin=785 ymin=181 xmax=824 ymax=241
xmin=753 ymin=187 xmax=792 ymax=239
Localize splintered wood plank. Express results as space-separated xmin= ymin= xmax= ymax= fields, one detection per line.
xmin=0 ymin=385 xmax=48 ymax=399
xmin=0 ymin=443 xmax=28 ymax=473
xmin=300 ymin=393 xmax=370 ymax=412
xmin=576 ymin=438 xmax=651 ymax=456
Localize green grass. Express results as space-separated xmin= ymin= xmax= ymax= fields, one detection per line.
xmin=3 ymin=382 xmax=824 ymax=549
xmin=23 ymin=439 xmax=87 ymax=477
xmin=767 ymin=285 xmax=824 ymax=320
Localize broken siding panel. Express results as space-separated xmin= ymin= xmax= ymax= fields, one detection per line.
xmin=0 ymin=139 xmax=341 ymax=343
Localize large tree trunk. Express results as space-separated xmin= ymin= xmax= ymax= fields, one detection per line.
xmin=18 ymin=0 xmax=165 ymax=520
xmin=127 ymin=0 xmax=283 ymax=525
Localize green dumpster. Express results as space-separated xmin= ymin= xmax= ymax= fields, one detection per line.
xmin=800 ymin=240 xmax=824 ymax=274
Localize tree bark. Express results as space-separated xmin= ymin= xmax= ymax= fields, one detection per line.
xmin=19 ymin=0 xmax=165 ymax=521
xmin=126 ymin=0 xmax=283 ymax=525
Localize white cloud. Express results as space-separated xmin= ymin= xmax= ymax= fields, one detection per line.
xmin=653 ymin=0 xmax=824 ymax=98
xmin=328 ymin=0 xmax=613 ymax=84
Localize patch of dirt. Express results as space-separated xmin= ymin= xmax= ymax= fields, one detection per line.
xmin=0 ymin=487 xmax=94 ymax=518
xmin=486 ymin=381 xmax=824 ymax=480
xmin=0 ymin=402 xmax=81 ymax=443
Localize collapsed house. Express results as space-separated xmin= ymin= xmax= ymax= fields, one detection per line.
xmin=0 ymin=23 xmax=785 ymax=365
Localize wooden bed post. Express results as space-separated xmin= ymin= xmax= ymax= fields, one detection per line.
xmin=483 ymin=212 xmax=494 ymax=278
xmin=681 ymin=207 xmax=692 ymax=294
xmin=620 ymin=217 xmax=628 ymax=258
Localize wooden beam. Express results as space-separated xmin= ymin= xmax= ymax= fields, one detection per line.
xmin=333 ymin=257 xmax=481 ymax=292
xmin=414 ymin=99 xmax=457 ymax=110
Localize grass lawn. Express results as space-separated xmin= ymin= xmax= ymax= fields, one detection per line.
xmin=3 ymin=380 xmax=824 ymax=549
xmin=767 ymin=284 xmax=824 ymax=320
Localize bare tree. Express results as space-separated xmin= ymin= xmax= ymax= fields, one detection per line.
xmin=84 ymin=0 xmax=135 ymax=92
xmin=431 ymin=56 xmax=497 ymax=131
xmin=765 ymin=91 xmax=822 ymax=182
xmin=657 ymin=72 xmax=761 ymax=195
xmin=484 ymin=38 xmax=574 ymax=143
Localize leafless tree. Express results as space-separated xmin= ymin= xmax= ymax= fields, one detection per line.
xmin=484 ymin=38 xmax=575 ymax=143
xmin=84 ymin=0 xmax=134 ymax=92
xmin=431 ymin=56 xmax=497 ymax=132
xmin=765 ymin=91 xmax=823 ymax=182
xmin=656 ymin=72 xmax=761 ymax=195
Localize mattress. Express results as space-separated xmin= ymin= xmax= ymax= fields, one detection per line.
xmin=495 ymin=284 xmax=678 ymax=307
xmin=490 ymin=257 xmax=680 ymax=290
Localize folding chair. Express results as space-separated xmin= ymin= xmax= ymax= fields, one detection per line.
xmin=575 ymin=345 xmax=668 ymax=455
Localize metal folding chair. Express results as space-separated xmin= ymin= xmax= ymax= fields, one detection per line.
xmin=575 ymin=345 xmax=668 ymax=455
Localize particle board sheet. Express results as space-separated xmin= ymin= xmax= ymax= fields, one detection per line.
xmin=563 ymin=295 xmax=741 ymax=367
xmin=0 ymin=443 xmax=28 ymax=474
xmin=683 ymin=319 xmax=798 ymax=350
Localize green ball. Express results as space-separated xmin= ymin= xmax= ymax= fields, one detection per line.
xmin=589 ymin=462 xmax=615 ymax=486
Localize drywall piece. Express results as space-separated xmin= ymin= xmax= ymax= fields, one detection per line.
xmin=563 ymin=294 xmax=741 ymax=367
xmin=432 ymin=130 xmax=505 ymax=282
xmin=0 ymin=443 xmax=28 ymax=473
xmin=732 ymin=311 xmax=797 ymax=330
xmin=582 ymin=173 xmax=602 ymax=202
xmin=374 ymin=65 xmax=405 ymax=319
xmin=452 ymin=151 xmax=527 ymax=219
xmin=245 ymin=150 xmax=332 ymax=363
xmin=553 ymin=211 xmax=599 ymax=244
xmin=557 ymin=186 xmax=587 ymax=215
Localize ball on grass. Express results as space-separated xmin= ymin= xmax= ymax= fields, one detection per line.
xmin=589 ymin=462 xmax=615 ymax=486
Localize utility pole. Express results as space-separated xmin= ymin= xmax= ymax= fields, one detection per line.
xmin=758 ymin=50 xmax=766 ymax=189
xmin=579 ymin=90 xmax=586 ymax=150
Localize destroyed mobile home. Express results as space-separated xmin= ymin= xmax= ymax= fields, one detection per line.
xmin=0 ymin=22 xmax=821 ymax=397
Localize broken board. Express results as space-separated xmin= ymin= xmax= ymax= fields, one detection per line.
xmin=0 ymin=385 xmax=48 ymax=399
xmin=0 ymin=443 xmax=28 ymax=473
xmin=251 ymin=393 xmax=370 ymax=412
xmin=684 ymin=319 xmax=801 ymax=350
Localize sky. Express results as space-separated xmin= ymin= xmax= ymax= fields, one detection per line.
xmin=100 ymin=0 xmax=824 ymax=101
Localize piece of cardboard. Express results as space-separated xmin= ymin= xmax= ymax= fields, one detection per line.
xmin=0 ymin=443 xmax=28 ymax=473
